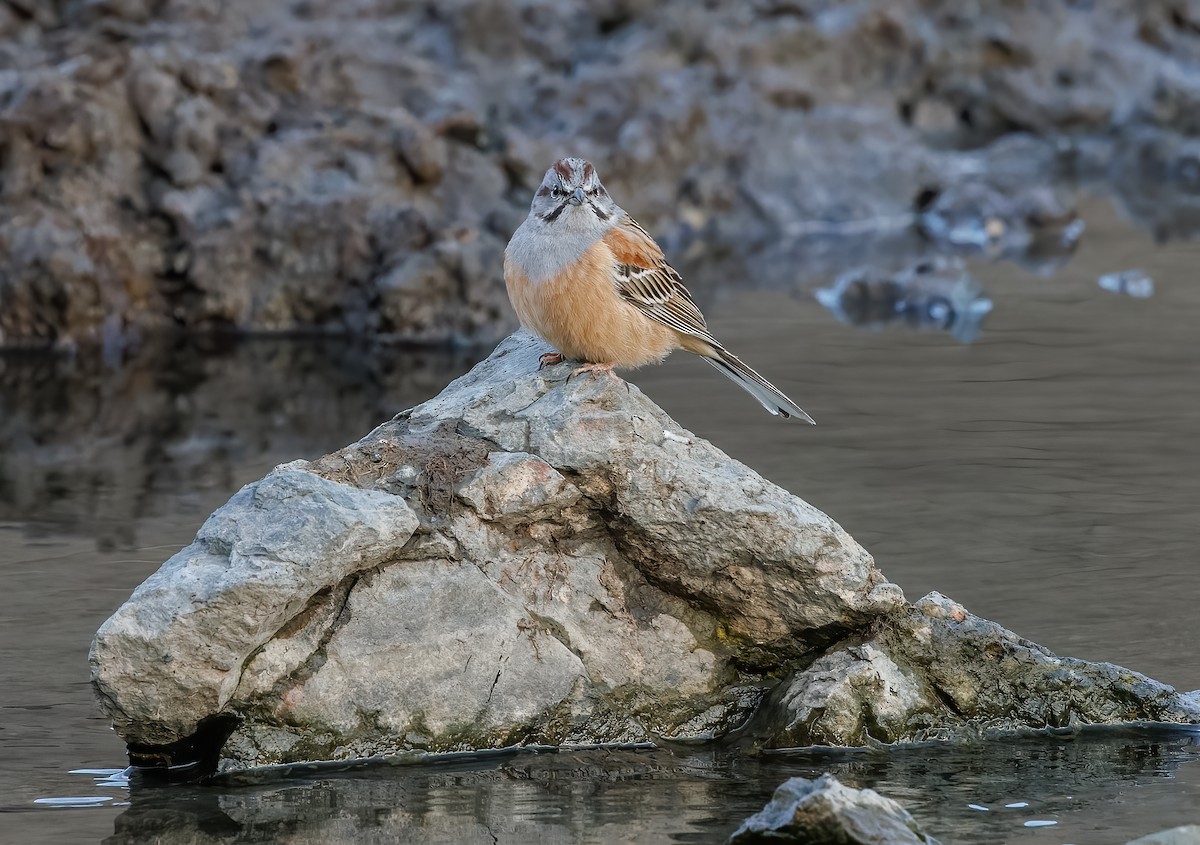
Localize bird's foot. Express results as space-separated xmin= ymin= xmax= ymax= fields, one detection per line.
xmin=569 ymin=362 xmax=617 ymax=380
xmin=538 ymin=351 xmax=565 ymax=369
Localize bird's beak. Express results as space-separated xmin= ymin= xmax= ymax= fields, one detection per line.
xmin=569 ymin=187 xmax=585 ymax=206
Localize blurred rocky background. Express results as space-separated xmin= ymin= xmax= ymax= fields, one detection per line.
xmin=2 ymin=0 xmax=1200 ymax=350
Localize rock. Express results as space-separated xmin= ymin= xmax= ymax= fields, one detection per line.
xmin=89 ymin=333 xmax=1200 ymax=770
xmin=90 ymin=466 xmax=420 ymax=747
xmin=388 ymin=109 xmax=447 ymax=185
xmin=1099 ymin=269 xmax=1155 ymax=298
xmin=91 ymin=332 xmax=901 ymax=765
xmin=2 ymin=2 xmax=1200 ymax=346
xmin=916 ymin=179 xmax=1083 ymax=259
xmin=771 ymin=592 xmax=1200 ymax=746
xmin=728 ymin=774 xmax=939 ymax=845
xmin=1128 ymin=826 xmax=1200 ymax=845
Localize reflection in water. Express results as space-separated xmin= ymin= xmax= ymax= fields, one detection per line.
xmin=814 ymin=257 xmax=993 ymax=343
xmin=1107 ymin=130 xmax=1200 ymax=242
xmin=0 ymin=337 xmax=479 ymax=550
xmin=97 ymin=732 xmax=1200 ymax=845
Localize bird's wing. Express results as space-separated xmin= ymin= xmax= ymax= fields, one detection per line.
xmin=603 ymin=217 xmax=719 ymax=347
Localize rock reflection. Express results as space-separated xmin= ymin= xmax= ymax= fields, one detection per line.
xmin=0 ymin=336 xmax=477 ymax=549
xmin=815 ymin=257 xmax=993 ymax=344
xmin=1108 ymin=130 xmax=1200 ymax=242
xmin=98 ymin=732 xmax=1200 ymax=845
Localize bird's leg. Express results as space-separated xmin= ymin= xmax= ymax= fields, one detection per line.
xmin=539 ymin=351 xmax=565 ymax=369
xmin=570 ymin=361 xmax=617 ymax=379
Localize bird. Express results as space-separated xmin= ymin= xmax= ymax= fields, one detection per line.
xmin=503 ymin=157 xmax=815 ymax=423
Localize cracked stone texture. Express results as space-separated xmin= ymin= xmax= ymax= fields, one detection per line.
xmin=772 ymin=592 xmax=1200 ymax=747
xmin=728 ymin=773 xmax=940 ymax=845
xmin=5 ymin=1 xmax=1200 ymax=347
xmin=89 ymin=466 xmax=420 ymax=746
xmin=89 ymin=333 xmax=1200 ymax=767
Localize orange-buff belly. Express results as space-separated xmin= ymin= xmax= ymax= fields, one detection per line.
xmin=504 ymin=241 xmax=678 ymax=368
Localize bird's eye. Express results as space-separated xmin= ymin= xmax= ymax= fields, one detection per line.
xmin=551 ymin=186 xmax=565 ymax=197
xmin=588 ymin=187 xmax=602 ymax=196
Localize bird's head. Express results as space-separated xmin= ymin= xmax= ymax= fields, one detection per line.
xmin=529 ymin=157 xmax=618 ymax=226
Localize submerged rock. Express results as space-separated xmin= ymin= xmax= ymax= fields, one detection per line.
xmin=728 ymin=774 xmax=939 ymax=845
xmin=89 ymin=333 xmax=1200 ymax=770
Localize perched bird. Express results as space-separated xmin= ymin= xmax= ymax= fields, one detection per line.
xmin=504 ymin=157 xmax=815 ymax=422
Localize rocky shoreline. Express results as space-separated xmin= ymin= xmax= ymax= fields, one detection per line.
xmin=4 ymin=1 xmax=1200 ymax=347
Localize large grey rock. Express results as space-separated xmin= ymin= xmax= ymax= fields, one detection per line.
xmin=89 ymin=333 xmax=1200 ymax=768
xmin=728 ymin=774 xmax=938 ymax=844
xmin=92 ymin=331 xmax=901 ymax=764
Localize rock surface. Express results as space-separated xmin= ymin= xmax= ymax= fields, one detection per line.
xmin=90 ymin=333 xmax=1200 ymax=769
xmin=1128 ymin=826 xmax=1200 ymax=845
xmin=3 ymin=1 xmax=1200 ymax=347
xmin=773 ymin=592 xmax=1200 ymax=746
xmin=728 ymin=774 xmax=938 ymax=845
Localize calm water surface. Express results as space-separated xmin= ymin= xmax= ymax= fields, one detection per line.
xmin=2 ymin=196 xmax=1198 ymax=843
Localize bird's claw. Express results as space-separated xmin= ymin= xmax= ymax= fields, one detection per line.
xmin=569 ymin=362 xmax=617 ymax=380
xmin=538 ymin=352 xmax=565 ymax=369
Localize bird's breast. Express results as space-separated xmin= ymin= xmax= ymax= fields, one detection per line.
xmin=504 ymin=239 xmax=677 ymax=368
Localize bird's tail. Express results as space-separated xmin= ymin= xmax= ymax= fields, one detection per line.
xmin=703 ymin=347 xmax=816 ymax=423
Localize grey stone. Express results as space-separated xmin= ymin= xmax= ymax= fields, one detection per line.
xmin=728 ymin=774 xmax=939 ymax=844
xmin=771 ymin=592 xmax=1200 ymax=747
xmin=89 ymin=334 xmax=1200 ymax=769
xmin=89 ymin=333 xmax=899 ymax=763
xmin=89 ymin=465 xmax=420 ymax=746
xmin=1128 ymin=826 xmax=1200 ymax=845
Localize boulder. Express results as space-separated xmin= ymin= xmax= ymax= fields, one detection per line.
xmin=89 ymin=333 xmax=1200 ymax=769
xmin=728 ymin=774 xmax=939 ymax=845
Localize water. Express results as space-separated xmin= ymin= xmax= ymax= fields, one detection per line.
xmin=2 ymin=195 xmax=1199 ymax=843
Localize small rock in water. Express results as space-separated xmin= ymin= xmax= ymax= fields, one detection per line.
xmin=916 ymin=180 xmax=1082 ymax=265
xmin=1098 ymin=269 xmax=1154 ymax=298
xmin=967 ymin=803 xmax=990 ymax=811
xmin=1024 ymin=819 xmax=1058 ymax=827
xmin=1006 ymin=801 xmax=1030 ymax=808
xmin=728 ymin=774 xmax=940 ymax=844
